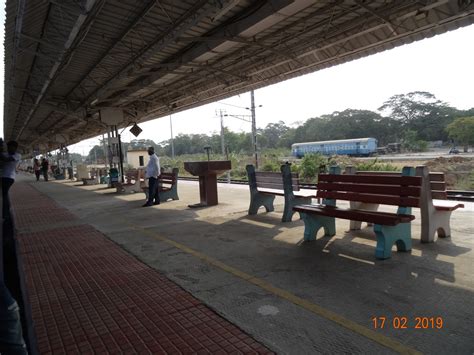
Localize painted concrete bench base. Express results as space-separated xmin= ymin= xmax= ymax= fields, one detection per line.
xmin=247 ymin=164 xmax=313 ymax=222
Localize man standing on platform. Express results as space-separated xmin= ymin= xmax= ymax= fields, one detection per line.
xmin=0 ymin=140 xmax=21 ymax=219
xmin=41 ymin=157 xmax=49 ymax=181
xmin=143 ymin=146 xmax=160 ymax=207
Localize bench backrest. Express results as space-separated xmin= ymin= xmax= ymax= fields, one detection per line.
xmin=246 ymin=164 xmax=301 ymax=192
xmin=159 ymin=168 xmax=179 ymax=185
xmin=125 ymin=169 xmax=139 ymax=183
xmin=254 ymin=171 xmax=300 ymax=191
xmin=427 ymin=172 xmax=447 ymax=199
xmin=347 ymin=167 xmax=447 ymax=200
xmin=318 ymin=167 xmax=421 ymax=208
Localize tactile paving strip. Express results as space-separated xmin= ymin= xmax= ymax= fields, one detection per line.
xmin=12 ymin=182 xmax=273 ymax=354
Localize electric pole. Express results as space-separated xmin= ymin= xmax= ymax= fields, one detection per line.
xmin=250 ymin=90 xmax=258 ymax=169
xmin=216 ymin=109 xmax=230 ymax=183
xmin=170 ymin=114 xmax=175 ymax=158
xmin=102 ymin=134 xmax=108 ymax=167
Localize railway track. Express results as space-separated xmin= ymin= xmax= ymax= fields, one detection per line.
xmin=179 ymin=176 xmax=473 ymax=202
xmin=446 ymin=190 xmax=474 ymax=202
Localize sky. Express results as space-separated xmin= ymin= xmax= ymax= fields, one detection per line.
xmin=1 ymin=1 xmax=473 ymax=154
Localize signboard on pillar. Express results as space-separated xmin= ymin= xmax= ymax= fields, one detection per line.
xmin=100 ymin=108 xmax=124 ymax=125
xmin=55 ymin=134 xmax=68 ymax=144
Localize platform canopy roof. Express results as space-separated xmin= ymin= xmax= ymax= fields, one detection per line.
xmin=3 ymin=0 xmax=474 ymax=153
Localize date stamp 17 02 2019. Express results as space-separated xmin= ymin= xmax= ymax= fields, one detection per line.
xmin=371 ymin=316 xmax=444 ymax=329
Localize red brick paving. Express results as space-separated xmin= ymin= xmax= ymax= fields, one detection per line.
xmin=12 ymin=182 xmax=272 ymax=354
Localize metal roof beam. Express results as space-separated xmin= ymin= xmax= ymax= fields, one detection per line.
xmin=19 ymin=32 xmax=66 ymax=50
xmin=64 ymin=0 xmax=160 ymax=99
xmin=15 ymin=0 xmax=101 ymax=140
xmin=135 ymin=61 xmax=248 ymax=80
xmin=178 ymin=35 xmax=304 ymax=65
xmin=17 ymin=47 xmax=60 ymax=64
xmin=125 ymin=3 xmax=350 ymax=106
xmin=4 ymin=0 xmax=27 ymax=139
xmin=98 ymin=0 xmax=295 ymax=106
xmin=79 ymin=0 xmax=213 ymax=106
xmin=353 ymin=0 xmax=401 ymax=35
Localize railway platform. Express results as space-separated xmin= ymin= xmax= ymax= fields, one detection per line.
xmin=8 ymin=174 xmax=474 ymax=354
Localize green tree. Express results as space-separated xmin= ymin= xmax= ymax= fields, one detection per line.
xmin=293 ymin=109 xmax=399 ymax=146
xmin=446 ymin=116 xmax=474 ymax=152
xmin=86 ymin=145 xmax=105 ymax=164
xmin=69 ymin=153 xmax=84 ymax=163
xmin=378 ymin=91 xmax=444 ymax=124
xmin=378 ymin=91 xmax=458 ymax=142
xmin=279 ymin=128 xmax=296 ymax=148
xmin=129 ymin=139 xmax=159 ymax=150
xmin=401 ymin=130 xmax=428 ymax=152
xmin=259 ymin=121 xmax=290 ymax=149
xmin=299 ymin=154 xmax=328 ymax=181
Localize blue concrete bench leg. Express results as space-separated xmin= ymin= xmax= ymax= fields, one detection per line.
xmin=248 ymin=193 xmax=275 ymax=215
xmin=159 ymin=187 xmax=179 ymax=202
xmin=373 ymin=223 xmax=412 ymax=259
xmin=300 ymin=213 xmax=336 ymax=241
xmin=282 ymin=196 xmax=312 ymax=222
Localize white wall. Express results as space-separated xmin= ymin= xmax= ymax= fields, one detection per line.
xmin=127 ymin=150 xmax=149 ymax=169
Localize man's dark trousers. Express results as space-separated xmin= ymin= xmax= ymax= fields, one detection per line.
xmin=146 ymin=176 xmax=160 ymax=205
xmin=2 ymin=178 xmax=14 ymax=219
xmin=0 ymin=283 xmax=28 ymax=354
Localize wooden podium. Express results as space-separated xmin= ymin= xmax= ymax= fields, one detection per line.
xmin=183 ymin=160 xmax=231 ymax=207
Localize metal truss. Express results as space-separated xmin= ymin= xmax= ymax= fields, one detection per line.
xmin=3 ymin=0 xmax=474 ymax=153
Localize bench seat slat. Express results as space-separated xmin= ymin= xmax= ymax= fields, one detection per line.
xmin=256 ymin=175 xmax=283 ymax=181
xmin=317 ymin=191 xmax=420 ymax=207
xmin=429 ymin=173 xmax=445 ymax=181
xmin=430 ymin=182 xmax=446 ymax=191
xmin=256 ymin=171 xmax=298 ymax=178
xmin=317 ymin=182 xmax=420 ymax=196
xmin=255 ymin=172 xmax=300 ymax=191
xmin=159 ymin=178 xmax=175 ymax=183
xmin=320 ymin=174 xmax=421 ymax=186
xmin=258 ymin=188 xmax=285 ymax=196
xmin=257 ymin=182 xmax=285 ymax=190
xmin=257 ymin=189 xmax=314 ymax=198
xmin=160 ymin=177 xmax=175 ymax=182
xmin=293 ymin=204 xmax=414 ymax=226
xmin=431 ymin=191 xmax=447 ymax=199
xmin=294 ymin=190 xmax=314 ymax=198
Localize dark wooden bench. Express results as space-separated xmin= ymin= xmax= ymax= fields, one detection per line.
xmin=293 ymin=166 xmax=422 ymax=259
xmin=141 ymin=168 xmax=179 ymax=202
xmin=345 ymin=166 xmax=464 ymax=242
xmin=246 ymin=164 xmax=313 ymax=222
xmin=116 ymin=169 xmax=141 ymax=193
xmin=82 ymin=168 xmax=102 ymax=185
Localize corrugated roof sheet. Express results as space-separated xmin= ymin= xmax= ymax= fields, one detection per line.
xmin=3 ymin=0 xmax=474 ymax=153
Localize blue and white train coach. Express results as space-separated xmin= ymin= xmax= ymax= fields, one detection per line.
xmin=291 ymin=138 xmax=378 ymax=158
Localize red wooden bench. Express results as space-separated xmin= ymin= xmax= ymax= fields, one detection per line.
xmin=345 ymin=166 xmax=464 ymax=242
xmin=116 ymin=169 xmax=141 ymax=193
xmin=293 ymin=166 xmax=422 ymax=259
xmin=141 ymin=168 xmax=179 ymax=202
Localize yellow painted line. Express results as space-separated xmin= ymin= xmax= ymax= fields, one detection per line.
xmin=130 ymin=223 xmax=421 ymax=355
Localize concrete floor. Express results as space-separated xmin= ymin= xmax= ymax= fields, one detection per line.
xmin=19 ymin=175 xmax=474 ymax=354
